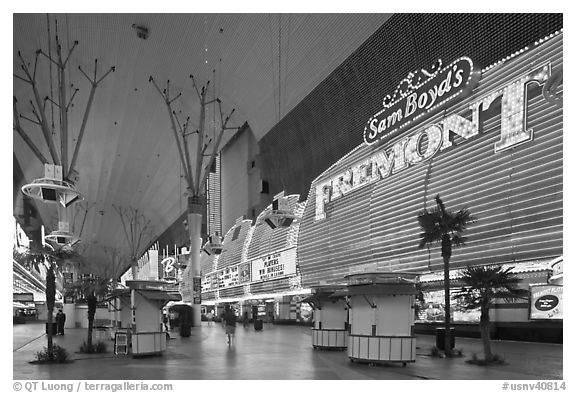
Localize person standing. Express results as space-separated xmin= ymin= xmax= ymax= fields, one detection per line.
xmin=55 ymin=309 xmax=66 ymax=335
xmin=223 ymin=308 xmax=237 ymax=344
xmin=168 ymin=311 xmax=175 ymax=331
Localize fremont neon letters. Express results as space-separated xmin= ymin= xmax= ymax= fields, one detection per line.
xmin=315 ymin=63 xmax=551 ymax=221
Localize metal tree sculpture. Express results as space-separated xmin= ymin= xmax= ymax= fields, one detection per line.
xmin=149 ymin=75 xmax=241 ymax=326
xmin=113 ymin=205 xmax=154 ymax=279
xmin=14 ymin=24 xmax=114 ymax=249
xmin=101 ymin=246 xmax=127 ymax=282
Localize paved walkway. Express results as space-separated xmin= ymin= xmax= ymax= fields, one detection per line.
xmin=12 ymin=321 xmax=563 ymax=380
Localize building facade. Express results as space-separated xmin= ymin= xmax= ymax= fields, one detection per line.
xmin=199 ymin=193 xmax=311 ymax=323
xmin=192 ymin=20 xmax=563 ymax=341
xmin=206 ymin=154 xmax=222 ymax=237
xmin=221 ymin=126 xmax=270 ymax=234
xmin=296 ymin=31 xmax=563 ymax=342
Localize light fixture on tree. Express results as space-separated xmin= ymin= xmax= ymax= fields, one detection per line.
xmin=202 ymin=232 xmax=223 ymax=255
xmin=22 ymin=164 xmax=84 ymax=206
xmin=44 ymin=220 xmax=79 ymax=248
xmin=261 ymin=191 xmax=296 ymax=229
xmin=44 ymin=230 xmax=74 ymax=246
xmin=15 ymin=29 xmax=114 ymax=225
xmin=44 ymin=231 xmax=74 ymax=246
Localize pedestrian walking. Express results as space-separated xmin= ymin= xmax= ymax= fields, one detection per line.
xmin=243 ymin=311 xmax=249 ymax=328
xmin=162 ymin=312 xmax=169 ymax=331
xmin=55 ymin=309 xmax=66 ymax=335
xmin=223 ymin=308 xmax=237 ymax=344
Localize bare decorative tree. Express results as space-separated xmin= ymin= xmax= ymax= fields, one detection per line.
xmin=14 ymin=36 xmax=114 ymax=180
xmin=101 ymin=246 xmax=127 ymax=281
xmin=113 ymin=205 xmax=154 ymax=279
xmin=73 ymin=202 xmax=96 ymax=239
xmin=14 ymin=20 xmax=114 ymax=249
xmin=149 ymin=75 xmax=241 ymax=326
xmin=14 ymin=51 xmax=101 ymax=351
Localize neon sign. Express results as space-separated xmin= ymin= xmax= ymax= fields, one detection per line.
xmin=364 ymin=58 xmax=479 ymax=145
xmin=251 ymin=247 xmax=297 ymax=282
xmin=218 ymin=266 xmax=239 ymax=288
xmin=161 ymin=257 xmax=176 ymax=273
xmin=316 ymin=62 xmax=552 ymax=221
xmin=530 ymin=285 xmax=562 ymax=320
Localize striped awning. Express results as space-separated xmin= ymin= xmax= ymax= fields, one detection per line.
xmin=330 ymin=284 xmax=419 ymax=297
xmin=419 ymin=259 xmax=556 ymax=284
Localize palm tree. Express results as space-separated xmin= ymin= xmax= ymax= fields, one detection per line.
xmin=417 ymin=194 xmax=477 ymax=355
xmin=16 ymin=244 xmax=81 ymax=360
xmin=453 ymin=265 xmax=526 ymax=362
xmin=71 ymin=274 xmax=116 ymax=352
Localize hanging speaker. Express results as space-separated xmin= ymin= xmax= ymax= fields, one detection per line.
xmin=41 ymin=187 xmax=58 ymax=201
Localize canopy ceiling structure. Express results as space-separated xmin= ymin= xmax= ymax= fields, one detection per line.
xmin=13 ymin=13 xmax=389 ymax=274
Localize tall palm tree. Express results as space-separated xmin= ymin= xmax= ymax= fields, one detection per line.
xmin=16 ymin=244 xmax=81 ymax=360
xmin=453 ymin=265 xmax=526 ymax=362
xmin=417 ymin=194 xmax=477 ymax=355
xmin=71 ymin=274 xmax=117 ymax=351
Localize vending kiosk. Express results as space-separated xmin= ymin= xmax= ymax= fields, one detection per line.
xmin=304 ymin=285 xmax=348 ymax=350
xmin=344 ymin=272 xmax=419 ymax=366
xmin=108 ymin=280 xmax=181 ymax=356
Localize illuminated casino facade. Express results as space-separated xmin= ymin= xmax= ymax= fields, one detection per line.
xmin=295 ymin=31 xmax=562 ymax=340
xmin=189 ymin=193 xmax=310 ymax=321
xmin=199 ymin=30 xmax=562 ymax=341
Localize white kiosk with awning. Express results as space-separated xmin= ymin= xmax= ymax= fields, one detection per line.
xmin=343 ymin=272 xmax=419 ymax=366
xmin=108 ymin=280 xmax=181 ymax=356
xmin=303 ymin=285 xmax=348 ymax=350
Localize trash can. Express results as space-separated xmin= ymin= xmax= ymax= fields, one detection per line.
xmin=254 ymin=319 xmax=263 ymax=331
xmin=45 ymin=322 xmax=58 ymax=334
xmin=436 ymin=327 xmax=455 ymax=350
xmin=180 ymin=323 xmax=191 ymax=337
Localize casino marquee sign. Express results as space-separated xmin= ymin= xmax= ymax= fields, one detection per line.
xmin=315 ymin=57 xmax=553 ymax=221
xmin=364 ymin=57 xmax=480 ymax=145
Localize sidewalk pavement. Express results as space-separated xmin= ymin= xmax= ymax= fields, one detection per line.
xmin=12 ymin=321 xmax=562 ymax=380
